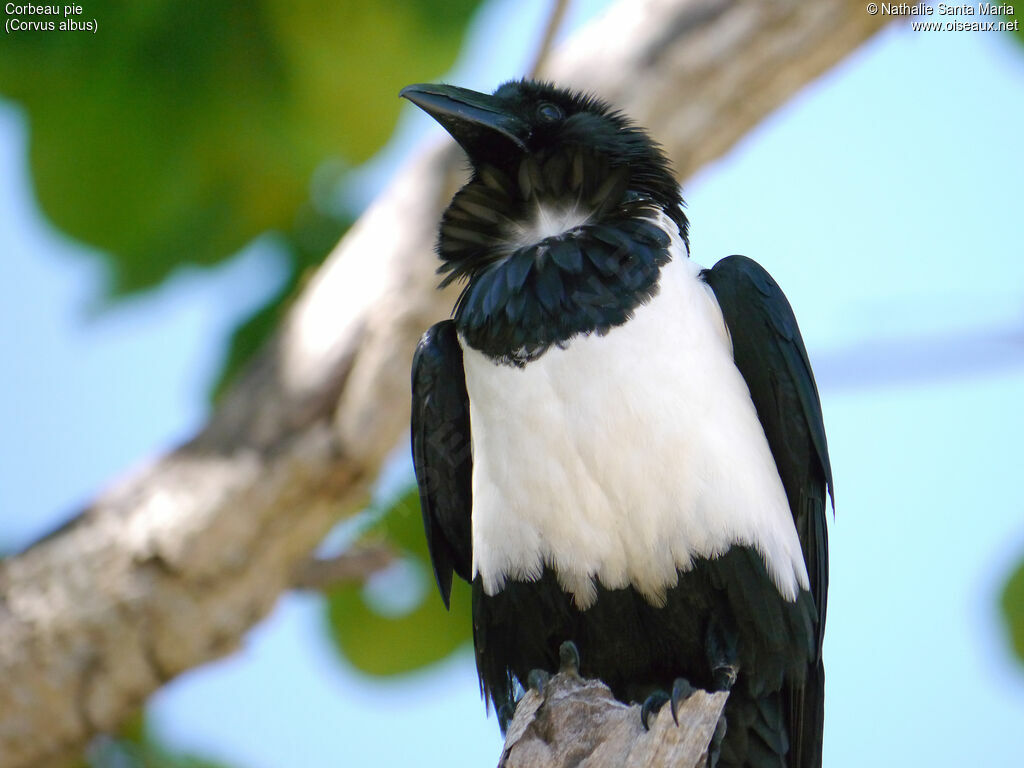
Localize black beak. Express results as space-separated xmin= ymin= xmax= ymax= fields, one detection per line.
xmin=401 ymin=83 xmax=528 ymax=162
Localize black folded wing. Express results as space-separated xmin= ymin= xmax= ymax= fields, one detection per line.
xmin=411 ymin=320 xmax=474 ymax=607
xmin=702 ymin=255 xmax=834 ymax=768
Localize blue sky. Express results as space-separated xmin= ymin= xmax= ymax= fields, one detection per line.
xmin=2 ymin=2 xmax=1024 ymax=766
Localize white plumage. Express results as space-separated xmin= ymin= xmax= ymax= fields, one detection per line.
xmin=507 ymin=203 xmax=593 ymax=249
xmin=461 ymin=217 xmax=809 ymax=609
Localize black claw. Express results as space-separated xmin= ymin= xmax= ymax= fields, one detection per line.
xmin=558 ymin=640 xmax=580 ymax=675
xmin=526 ymin=668 xmax=550 ymax=694
xmin=669 ymin=678 xmax=696 ymax=725
xmin=640 ymin=690 xmax=669 ymax=731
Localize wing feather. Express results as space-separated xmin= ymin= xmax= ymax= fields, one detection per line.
xmin=703 ymin=255 xmax=833 ymax=768
xmin=411 ymin=320 xmax=473 ymax=607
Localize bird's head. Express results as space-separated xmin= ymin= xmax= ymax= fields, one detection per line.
xmin=401 ymin=79 xmax=688 ymax=363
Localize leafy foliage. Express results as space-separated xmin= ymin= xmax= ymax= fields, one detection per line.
xmin=988 ymin=5 xmax=1024 ymax=675
xmin=0 ymin=0 xmax=481 ymax=395
xmin=326 ymin=487 xmax=473 ymax=676
xmin=0 ymin=0 xmax=476 ymax=293
xmin=1001 ymin=555 xmax=1024 ymax=666
xmin=1010 ymin=8 xmax=1024 ymax=46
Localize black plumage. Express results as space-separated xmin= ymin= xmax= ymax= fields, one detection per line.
xmin=405 ymin=79 xmax=832 ymax=768
xmin=442 ymin=152 xmax=676 ymax=365
xmin=410 ymin=321 xmax=472 ymax=607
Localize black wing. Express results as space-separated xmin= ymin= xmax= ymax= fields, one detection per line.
xmin=411 ymin=320 xmax=474 ymax=608
xmin=702 ymin=255 xmax=833 ymax=768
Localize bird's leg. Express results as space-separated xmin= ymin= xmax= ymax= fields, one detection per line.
xmin=705 ymin=618 xmax=739 ymax=692
xmin=704 ymin=618 xmax=739 ymax=767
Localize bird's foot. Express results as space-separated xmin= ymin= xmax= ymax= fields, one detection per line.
xmin=711 ymin=663 xmax=738 ymax=692
xmin=703 ymin=619 xmax=737 ymax=765
xmin=523 ymin=640 xmax=582 ymax=698
xmin=640 ymin=690 xmax=668 ymax=730
xmin=526 ymin=668 xmax=550 ymax=694
xmin=640 ymin=677 xmax=697 ymax=730
xmin=558 ymin=640 xmax=581 ymax=676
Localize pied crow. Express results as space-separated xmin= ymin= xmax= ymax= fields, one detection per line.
xmin=404 ymin=80 xmax=833 ymax=768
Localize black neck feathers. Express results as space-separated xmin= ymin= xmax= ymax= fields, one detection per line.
xmin=438 ymin=148 xmax=684 ymax=365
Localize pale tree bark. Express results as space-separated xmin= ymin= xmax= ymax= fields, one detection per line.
xmin=500 ymin=668 xmax=729 ymax=768
xmin=0 ymin=2 xmax=892 ymax=766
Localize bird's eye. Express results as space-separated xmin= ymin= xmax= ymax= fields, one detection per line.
xmin=537 ymin=102 xmax=563 ymax=123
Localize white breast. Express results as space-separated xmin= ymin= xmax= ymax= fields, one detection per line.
xmin=461 ymin=221 xmax=809 ymax=610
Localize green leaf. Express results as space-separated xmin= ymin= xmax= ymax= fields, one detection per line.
xmin=0 ymin=0 xmax=481 ymax=297
xmin=1001 ymin=555 xmax=1024 ymax=666
xmin=1007 ymin=8 xmax=1024 ymax=46
xmin=327 ymin=569 xmax=473 ymax=677
xmin=325 ymin=487 xmax=473 ymax=676
xmin=0 ymin=0 xmax=483 ymax=399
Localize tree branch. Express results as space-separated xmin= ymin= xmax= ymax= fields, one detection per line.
xmin=500 ymin=670 xmax=729 ymax=768
xmin=0 ymin=2 xmax=891 ymax=766
xmin=527 ymin=0 xmax=571 ymax=79
xmin=291 ymin=546 xmax=395 ymax=591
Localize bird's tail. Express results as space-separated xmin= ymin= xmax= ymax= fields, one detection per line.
xmin=717 ymin=666 xmax=823 ymax=768
xmin=787 ymin=658 xmax=825 ymax=768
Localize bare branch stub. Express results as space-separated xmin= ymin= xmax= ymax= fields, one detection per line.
xmin=528 ymin=0 xmax=572 ymax=79
xmin=501 ymin=669 xmax=729 ymax=768
xmin=291 ymin=546 xmax=395 ymax=591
